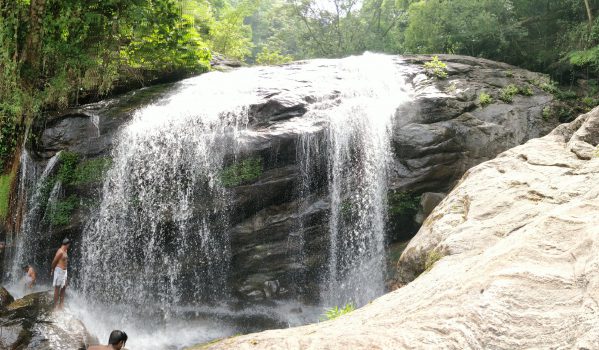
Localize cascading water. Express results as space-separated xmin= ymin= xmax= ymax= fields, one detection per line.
xmin=78 ymin=71 xmax=263 ymax=310
xmin=5 ymin=53 xmax=414 ymax=349
xmin=313 ymin=55 xmax=411 ymax=306
xmin=6 ymin=151 xmax=61 ymax=282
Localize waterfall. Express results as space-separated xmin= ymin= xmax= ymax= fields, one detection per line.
xmin=313 ymin=55 xmax=411 ymax=306
xmin=6 ymin=151 xmax=62 ymax=282
xmin=77 ymin=71 xmax=264 ymax=313
xmin=6 ymin=53 xmax=414 ymax=349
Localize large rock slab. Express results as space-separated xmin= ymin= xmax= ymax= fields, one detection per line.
xmin=0 ymin=291 xmax=90 ymax=349
xmin=195 ymin=107 xmax=599 ymax=349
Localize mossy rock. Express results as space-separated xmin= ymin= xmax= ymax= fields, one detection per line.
xmin=219 ymin=157 xmax=263 ymax=187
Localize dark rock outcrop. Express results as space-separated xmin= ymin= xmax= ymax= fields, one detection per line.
xmin=0 ymin=291 xmax=89 ymax=349
xmin=0 ymin=287 xmax=14 ymax=308
xmin=8 ymin=54 xmax=559 ymax=302
xmin=414 ymin=192 xmax=446 ymax=225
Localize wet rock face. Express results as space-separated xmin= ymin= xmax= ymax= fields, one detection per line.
xmin=198 ymin=106 xmax=599 ymax=350
xmin=15 ymin=54 xmax=558 ymax=302
xmin=0 ymin=287 xmax=14 ymax=308
xmin=0 ymin=291 xmax=89 ymax=349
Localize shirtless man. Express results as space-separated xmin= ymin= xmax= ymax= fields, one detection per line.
xmin=23 ymin=264 xmax=37 ymax=290
xmin=50 ymin=238 xmax=71 ymax=310
xmin=88 ymin=330 xmax=128 ymax=350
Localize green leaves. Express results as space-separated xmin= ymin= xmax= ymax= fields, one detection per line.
xmin=423 ymin=56 xmax=448 ymax=79
xmin=208 ymin=0 xmax=257 ymax=60
xmin=0 ymin=173 xmax=14 ymax=220
xmin=256 ymin=47 xmax=292 ymax=65
xmin=388 ymin=191 xmax=420 ymax=217
xmin=478 ymin=92 xmax=493 ymax=107
xmin=321 ymin=303 xmax=355 ymax=321
xmin=499 ymin=84 xmax=534 ymax=103
xmin=47 ymin=196 xmax=78 ymax=226
xmin=219 ymin=157 xmax=263 ymax=187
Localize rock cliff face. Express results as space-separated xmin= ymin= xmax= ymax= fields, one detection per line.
xmin=198 ymin=107 xmax=599 ymax=349
xmin=3 ymin=55 xmax=557 ymax=302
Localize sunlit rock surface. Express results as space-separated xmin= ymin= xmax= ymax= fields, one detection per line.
xmin=196 ymin=107 xmax=599 ymax=349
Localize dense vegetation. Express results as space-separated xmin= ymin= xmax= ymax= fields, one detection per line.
xmin=2 ymin=0 xmax=599 ymax=171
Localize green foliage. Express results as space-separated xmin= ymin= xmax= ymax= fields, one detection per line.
xmin=0 ymin=0 xmax=218 ymax=147
xmin=582 ymin=96 xmax=599 ymax=110
xmin=56 ymin=152 xmax=111 ymax=186
xmin=555 ymin=90 xmax=578 ymax=101
xmin=424 ymin=249 xmax=444 ymax=272
xmin=57 ymin=151 xmax=80 ymax=184
xmin=256 ymin=47 xmax=293 ymax=65
xmin=321 ymin=303 xmax=355 ymax=321
xmin=569 ymin=46 xmax=599 ymax=70
xmin=423 ymin=56 xmax=448 ymax=79
xmin=72 ymin=158 xmax=112 ymax=185
xmin=388 ymin=191 xmax=420 ymax=216
xmin=122 ymin=2 xmax=212 ymax=73
xmin=0 ymin=117 xmax=20 ymax=171
xmin=542 ymin=106 xmax=552 ymax=120
xmin=499 ymin=84 xmax=534 ymax=103
xmin=404 ymin=0 xmax=525 ymax=61
xmin=47 ymin=196 xmax=78 ymax=227
xmin=0 ymin=173 xmax=14 ymax=219
xmin=478 ymin=92 xmax=493 ymax=107
xmin=209 ymin=0 xmax=257 ymax=60
xmin=398 ymin=0 xmax=599 ymax=80
xmin=539 ymin=81 xmax=559 ymax=94
xmin=499 ymin=85 xmax=520 ymax=103
xmin=219 ymin=157 xmax=263 ymax=187
xmin=520 ymin=86 xmax=534 ymax=96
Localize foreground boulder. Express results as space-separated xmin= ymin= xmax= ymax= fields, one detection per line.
xmin=0 ymin=291 xmax=89 ymax=349
xmin=194 ymin=107 xmax=599 ymax=349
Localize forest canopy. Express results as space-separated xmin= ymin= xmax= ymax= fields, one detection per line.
xmin=2 ymin=0 xmax=599 ymax=169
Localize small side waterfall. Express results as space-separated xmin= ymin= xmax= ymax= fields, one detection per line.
xmin=315 ymin=55 xmax=411 ymax=306
xmin=6 ymin=151 xmax=61 ymax=281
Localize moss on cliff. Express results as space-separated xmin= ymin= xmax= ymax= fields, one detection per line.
xmin=0 ymin=173 xmax=13 ymax=219
xmin=219 ymin=157 xmax=263 ymax=187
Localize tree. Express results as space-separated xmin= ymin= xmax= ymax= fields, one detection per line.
xmin=209 ymin=0 xmax=257 ymax=60
xmin=584 ymin=0 xmax=594 ymax=26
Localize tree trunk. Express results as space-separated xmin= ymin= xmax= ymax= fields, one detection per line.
xmin=21 ymin=0 xmax=46 ymax=72
xmin=584 ymin=0 xmax=593 ymax=26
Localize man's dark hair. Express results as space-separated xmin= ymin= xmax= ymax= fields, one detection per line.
xmin=22 ymin=264 xmax=29 ymax=270
xmin=108 ymin=330 xmax=128 ymax=345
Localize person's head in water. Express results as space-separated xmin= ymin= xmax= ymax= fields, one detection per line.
xmin=108 ymin=330 xmax=128 ymax=349
xmin=23 ymin=264 xmax=30 ymax=272
xmin=61 ymin=238 xmax=71 ymax=249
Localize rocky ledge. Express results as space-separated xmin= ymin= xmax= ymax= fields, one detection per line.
xmin=193 ymin=106 xmax=599 ymax=348
xmin=0 ymin=288 xmax=90 ymax=349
